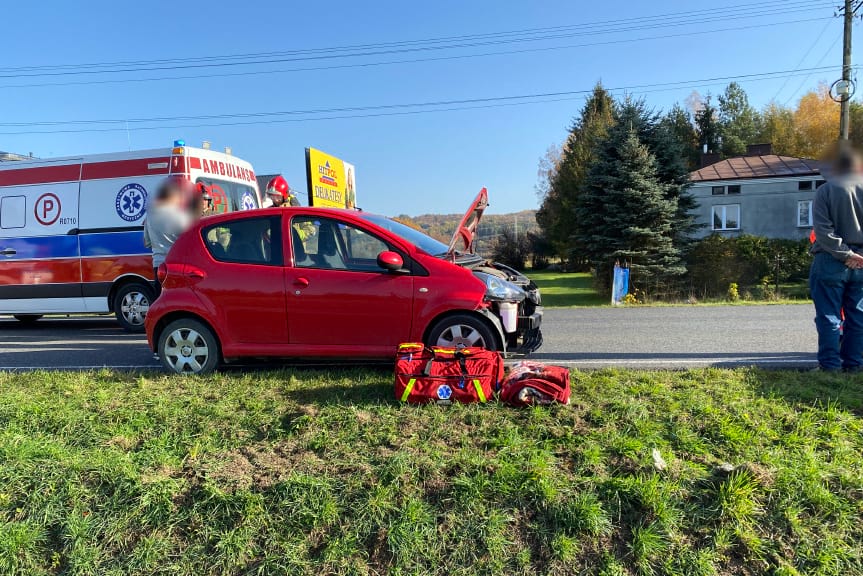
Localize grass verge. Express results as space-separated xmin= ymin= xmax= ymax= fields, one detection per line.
xmin=528 ymin=271 xmax=810 ymax=308
xmin=0 ymin=368 xmax=861 ymax=575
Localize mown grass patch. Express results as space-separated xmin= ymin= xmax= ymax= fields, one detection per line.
xmin=0 ymin=368 xmax=861 ymax=575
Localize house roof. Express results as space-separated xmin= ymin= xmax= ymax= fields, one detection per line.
xmin=689 ymin=154 xmax=822 ymax=182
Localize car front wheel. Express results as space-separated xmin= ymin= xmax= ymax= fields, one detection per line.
xmin=158 ymin=318 xmax=219 ymax=375
xmin=426 ymin=314 xmax=499 ymax=351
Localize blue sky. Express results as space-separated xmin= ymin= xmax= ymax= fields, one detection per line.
xmin=0 ymin=0 xmax=848 ymax=216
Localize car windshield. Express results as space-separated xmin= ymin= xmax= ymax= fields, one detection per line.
xmin=358 ymin=213 xmax=450 ymax=256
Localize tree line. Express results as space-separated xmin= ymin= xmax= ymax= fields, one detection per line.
xmin=534 ymin=81 xmax=849 ymax=297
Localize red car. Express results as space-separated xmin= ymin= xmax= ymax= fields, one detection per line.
xmin=145 ymin=189 xmax=542 ymax=374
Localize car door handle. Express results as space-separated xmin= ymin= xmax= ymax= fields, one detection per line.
xmin=1 ymin=248 xmax=16 ymax=256
xmin=184 ymin=267 xmax=206 ymax=279
xmin=294 ymin=277 xmax=310 ymax=287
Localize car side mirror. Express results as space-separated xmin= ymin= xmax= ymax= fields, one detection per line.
xmin=377 ymin=250 xmax=404 ymax=272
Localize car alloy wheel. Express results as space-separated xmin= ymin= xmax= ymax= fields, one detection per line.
xmin=158 ymin=319 xmax=219 ymax=375
xmin=436 ymin=324 xmax=487 ymax=349
xmin=163 ymin=327 xmax=210 ymax=373
xmin=427 ymin=313 xmax=498 ymax=351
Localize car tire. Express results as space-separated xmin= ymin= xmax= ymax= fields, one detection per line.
xmin=158 ymin=318 xmax=219 ymax=375
xmin=114 ymin=282 xmax=154 ymax=333
xmin=426 ymin=314 xmax=499 ymax=351
xmin=13 ymin=314 xmax=43 ymax=324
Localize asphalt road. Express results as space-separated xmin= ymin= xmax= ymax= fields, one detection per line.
xmin=0 ymin=304 xmax=818 ymax=371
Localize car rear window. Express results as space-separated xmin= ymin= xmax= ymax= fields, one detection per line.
xmin=201 ymin=216 xmax=282 ymax=265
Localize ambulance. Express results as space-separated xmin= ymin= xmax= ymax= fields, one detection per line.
xmin=0 ymin=141 xmax=261 ymax=331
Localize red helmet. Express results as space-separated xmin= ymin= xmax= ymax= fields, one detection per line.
xmin=266 ymin=175 xmax=289 ymax=201
xmin=195 ymin=181 xmax=213 ymax=201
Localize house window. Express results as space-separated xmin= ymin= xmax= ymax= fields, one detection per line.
xmin=798 ymin=180 xmax=813 ymax=191
xmin=816 ymin=179 xmax=826 ymax=188
xmin=713 ymin=204 xmax=740 ymax=231
xmin=711 ymin=186 xmax=725 ymax=196
xmin=798 ymin=200 xmax=813 ymax=227
xmin=727 ymin=185 xmax=741 ymax=194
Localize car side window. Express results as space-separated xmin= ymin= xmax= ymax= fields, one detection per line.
xmin=290 ymin=216 xmax=390 ymax=272
xmin=202 ymin=216 xmax=282 ymax=265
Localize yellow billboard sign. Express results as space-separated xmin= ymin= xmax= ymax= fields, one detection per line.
xmin=305 ymin=147 xmax=356 ymax=209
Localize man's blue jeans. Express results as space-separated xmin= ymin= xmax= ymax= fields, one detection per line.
xmin=810 ymin=252 xmax=863 ymax=370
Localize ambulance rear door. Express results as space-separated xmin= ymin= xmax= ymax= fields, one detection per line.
xmin=0 ymin=159 xmax=84 ymax=313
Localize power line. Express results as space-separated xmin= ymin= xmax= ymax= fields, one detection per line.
xmin=0 ymin=0 xmax=830 ymax=75
xmin=0 ymin=66 xmax=846 ymax=135
xmin=771 ymin=16 xmax=836 ymax=102
xmin=0 ymin=16 xmax=832 ymax=89
xmin=783 ymin=33 xmax=843 ymax=106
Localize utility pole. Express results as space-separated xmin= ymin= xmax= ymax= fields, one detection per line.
xmin=840 ymin=0 xmax=854 ymax=140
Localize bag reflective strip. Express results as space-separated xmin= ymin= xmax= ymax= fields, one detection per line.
xmin=472 ymin=379 xmax=487 ymax=403
xmin=400 ymin=378 xmax=417 ymax=402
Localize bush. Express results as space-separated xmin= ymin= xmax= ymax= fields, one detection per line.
xmin=727 ymin=283 xmax=740 ymax=302
xmin=490 ymin=228 xmax=531 ymax=270
xmin=685 ymin=235 xmax=810 ymax=299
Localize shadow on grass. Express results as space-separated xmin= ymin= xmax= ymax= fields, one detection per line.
xmin=283 ymin=377 xmax=395 ymax=407
xmin=748 ymin=369 xmax=863 ymax=414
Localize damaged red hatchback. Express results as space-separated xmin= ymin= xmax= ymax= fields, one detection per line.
xmin=145 ymin=189 xmax=542 ymax=374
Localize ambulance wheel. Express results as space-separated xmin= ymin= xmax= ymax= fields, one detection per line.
xmin=158 ymin=318 xmax=219 ymax=375
xmin=426 ymin=314 xmax=499 ymax=351
xmin=13 ymin=314 xmax=42 ymax=324
xmin=114 ymin=282 xmax=153 ymax=333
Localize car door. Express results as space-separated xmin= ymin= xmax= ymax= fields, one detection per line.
xmin=194 ymin=214 xmax=288 ymax=345
xmin=285 ymin=214 xmax=414 ymax=354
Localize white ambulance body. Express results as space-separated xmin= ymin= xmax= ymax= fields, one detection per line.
xmin=0 ymin=142 xmax=260 ymax=331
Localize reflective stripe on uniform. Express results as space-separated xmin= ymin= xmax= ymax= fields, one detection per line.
xmin=472 ymin=379 xmax=487 ymax=403
xmin=400 ymin=378 xmax=417 ymax=402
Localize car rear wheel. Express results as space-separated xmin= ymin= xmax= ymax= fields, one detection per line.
xmin=426 ymin=314 xmax=499 ymax=351
xmin=13 ymin=314 xmax=43 ymax=324
xmin=158 ymin=318 xmax=219 ymax=375
xmin=114 ymin=282 xmax=153 ymax=333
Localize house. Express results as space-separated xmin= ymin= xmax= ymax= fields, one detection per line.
xmin=688 ymin=144 xmax=824 ymax=240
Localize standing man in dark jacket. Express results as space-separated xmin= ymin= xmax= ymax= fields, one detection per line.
xmin=810 ymin=147 xmax=863 ymax=371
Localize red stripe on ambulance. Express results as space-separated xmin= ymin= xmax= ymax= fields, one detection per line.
xmin=82 ymin=255 xmax=153 ymax=283
xmin=0 ymin=258 xmax=81 ymax=285
xmin=0 ymin=165 xmax=81 ymax=186
xmin=81 ymin=158 xmax=171 ymax=180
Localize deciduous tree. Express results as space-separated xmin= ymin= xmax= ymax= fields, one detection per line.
xmin=717 ymin=82 xmax=763 ymax=156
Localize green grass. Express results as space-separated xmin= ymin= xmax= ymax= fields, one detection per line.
xmin=1 ymin=368 xmax=862 ymax=575
xmin=529 ymin=271 xmax=608 ymax=307
xmin=529 ymin=271 xmax=811 ymax=308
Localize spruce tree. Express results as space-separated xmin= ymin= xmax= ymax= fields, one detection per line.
xmin=614 ymin=98 xmax=701 ymax=247
xmin=695 ymin=94 xmax=720 ymax=154
xmin=536 ymin=83 xmax=614 ymax=264
xmin=574 ymin=128 xmax=685 ymax=296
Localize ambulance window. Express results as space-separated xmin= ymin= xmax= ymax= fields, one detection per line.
xmin=1 ymin=196 xmax=26 ymax=229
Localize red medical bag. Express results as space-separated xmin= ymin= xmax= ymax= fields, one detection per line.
xmin=395 ymin=343 xmax=504 ymax=405
xmin=499 ymin=361 xmax=571 ymax=407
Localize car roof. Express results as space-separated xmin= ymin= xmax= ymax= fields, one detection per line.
xmin=197 ymin=206 xmax=376 ymax=227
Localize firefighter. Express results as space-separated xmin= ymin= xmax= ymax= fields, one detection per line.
xmin=193 ymin=182 xmax=214 ymax=218
xmin=264 ymin=175 xmax=300 ymax=207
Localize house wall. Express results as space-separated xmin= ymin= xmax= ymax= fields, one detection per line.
xmin=689 ymin=175 xmax=824 ymax=240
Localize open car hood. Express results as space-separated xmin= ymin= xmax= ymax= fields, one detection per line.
xmin=446 ymin=187 xmax=488 ymax=257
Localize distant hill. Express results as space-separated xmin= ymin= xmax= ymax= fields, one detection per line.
xmin=394 ymin=210 xmax=539 ymax=252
